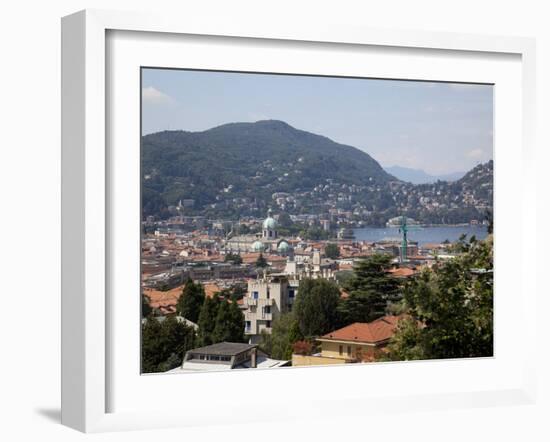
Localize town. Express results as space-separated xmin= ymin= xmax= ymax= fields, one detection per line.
xmin=143 ymin=157 xmax=493 ymax=228
xmin=142 ymin=209 xmax=493 ymax=373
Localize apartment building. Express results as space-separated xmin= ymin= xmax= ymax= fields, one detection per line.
xmin=242 ymin=276 xmax=299 ymax=342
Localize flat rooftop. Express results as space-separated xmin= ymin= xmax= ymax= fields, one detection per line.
xmin=186 ymin=342 xmax=257 ymax=356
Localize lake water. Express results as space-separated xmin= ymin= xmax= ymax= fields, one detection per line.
xmin=353 ymin=225 xmax=488 ymax=246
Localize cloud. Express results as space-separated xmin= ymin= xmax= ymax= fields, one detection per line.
xmin=142 ymin=86 xmax=174 ymax=104
xmin=466 ymin=148 xmax=486 ymax=159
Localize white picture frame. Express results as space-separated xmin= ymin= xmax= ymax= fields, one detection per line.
xmin=61 ymin=9 xmax=537 ymax=433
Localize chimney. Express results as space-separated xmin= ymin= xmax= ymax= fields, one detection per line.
xmin=251 ymin=348 xmax=257 ymax=368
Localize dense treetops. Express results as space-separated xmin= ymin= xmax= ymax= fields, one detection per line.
xmin=141 ymin=315 xmax=196 ymax=373
xmin=339 ymin=254 xmax=400 ymax=324
xmin=141 ymin=120 xmax=394 ymax=216
xmin=142 ymin=278 xmax=246 ymax=372
xmin=387 ymin=235 xmax=493 ymax=360
xmin=176 ymin=278 xmax=205 ymax=323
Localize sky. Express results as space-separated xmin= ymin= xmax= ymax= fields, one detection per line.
xmin=142 ymin=68 xmax=493 ymax=176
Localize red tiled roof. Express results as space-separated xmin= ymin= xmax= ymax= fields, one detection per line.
xmin=241 ymin=253 xmax=261 ymax=264
xmin=388 ymin=267 xmax=417 ymax=278
xmin=143 ymin=285 xmax=183 ymax=308
xmin=320 ymin=315 xmax=407 ymax=344
xmin=203 ymin=283 xmax=221 ymax=298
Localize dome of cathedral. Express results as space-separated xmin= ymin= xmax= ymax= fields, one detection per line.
xmin=251 ymin=240 xmax=264 ymax=252
xmin=277 ymin=240 xmax=290 ymax=252
xmin=263 ymin=216 xmax=277 ymax=230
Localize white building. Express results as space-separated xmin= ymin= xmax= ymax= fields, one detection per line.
xmin=242 ymin=276 xmax=299 ymax=341
xmin=224 ymin=211 xmax=291 ymax=254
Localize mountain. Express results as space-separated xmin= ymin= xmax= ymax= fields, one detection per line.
xmin=384 ymin=165 xmax=465 ymax=184
xmin=142 ymin=120 xmax=492 ymax=226
xmin=142 ymin=120 xmax=396 ymax=217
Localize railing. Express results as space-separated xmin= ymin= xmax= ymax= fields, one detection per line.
xmin=245 ymin=297 xmax=273 ymax=307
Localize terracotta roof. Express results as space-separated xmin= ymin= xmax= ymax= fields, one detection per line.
xmin=241 ymin=253 xmax=261 ymax=264
xmin=143 ymin=285 xmax=183 ymax=308
xmin=144 ymin=280 xmax=220 ymax=307
xmin=388 ymin=267 xmax=417 ymax=278
xmin=338 ymin=263 xmax=354 ymax=270
xmin=320 ymin=315 xmax=407 ymax=344
xmin=203 ymin=283 xmax=221 ymax=298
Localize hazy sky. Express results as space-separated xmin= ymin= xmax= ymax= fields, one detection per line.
xmin=142 ymin=68 xmax=493 ymax=175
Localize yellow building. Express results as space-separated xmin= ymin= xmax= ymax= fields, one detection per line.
xmin=292 ymin=315 xmax=405 ymax=366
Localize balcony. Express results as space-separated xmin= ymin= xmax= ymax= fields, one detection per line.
xmin=260 ymin=312 xmax=273 ymax=321
xmin=245 ymin=297 xmax=273 ymax=308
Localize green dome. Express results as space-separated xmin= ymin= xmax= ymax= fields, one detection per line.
xmin=263 ymin=216 xmax=277 ymax=230
xmin=277 ymin=240 xmax=290 ymax=252
xmin=251 ymin=240 xmax=264 ymax=252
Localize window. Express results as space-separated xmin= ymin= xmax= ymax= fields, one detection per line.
xmin=245 ymin=321 xmax=251 ymax=330
xmin=339 ymin=345 xmax=343 ymax=356
xmin=253 ymin=291 xmax=259 ymax=299
xmin=267 ymin=290 xmax=270 ymax=299
xmin=288 ymin=289 xmax=295 ymax=298
xmin=264 ymin=306 xmax=271 ymax=314
xmin=266 ymin=320 xmax=271 ymax=328
xmin=347 ymin=346 xmax=351 ymax=356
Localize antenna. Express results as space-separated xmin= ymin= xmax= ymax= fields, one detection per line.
xmin=398 ymin=215 xmax=408 ymax=263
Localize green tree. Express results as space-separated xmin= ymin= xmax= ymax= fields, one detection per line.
xmin=160 ymin=315 xmax=196 ymax=366
xmin=211 ymin=299 xmax=245 ymax=343
xmin=141 ymin=316 xmax=196 ymax=373
xmin=300 ymin=226 xmax=330 ymax=240
xmin=388 ymin=236 xmax=493 ymax=361
xmin=339 ymin=254 xmax=400 ymax=324
xmin=261 ymin=313 xmax=302 ymax=360
xmin=485 ymin=209 xmax=493 ymax=234
xmin=255 ymin=253 xmax=268 ymax=268
xmin=228 ymin=300 xmax=245 ymax=342
xmin=212 ymin=300 xmax=232 ymax=343
xmin=197 ymin=294 xmax=220 ymax=346
xmin=278 ymin=212 xmax=293 ymax=229
xmin=141 ymin=316 xmax=163 ymax=373
xmin=141 ymin=293 xmax=152 ymax=318
xmin=294 ymin=279 xmax=340 ymax=337
xmin=324 ymin=243 xmax=340 ymax=259
xmin=384 ymin=316 xmax=426 ymax=361
xmin=176 ymin=278 xmax=205 ymax=323
xmin=224 ymin=253 xmax=243 ymax=265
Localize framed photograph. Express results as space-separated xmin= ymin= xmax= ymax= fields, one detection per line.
xmin=61 ymin=9 xmax=537 ymax=432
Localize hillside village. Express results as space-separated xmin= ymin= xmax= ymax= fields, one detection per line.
xmin=142 ymin=121 xmax=493 ymax=227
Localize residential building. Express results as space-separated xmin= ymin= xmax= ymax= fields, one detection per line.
xmin=169 ymin=342 xmax=289 ymax=372
xmin=292 ymin=315 xmax=407 ymax=366
xmin=242 ymin=276 xmax=299 ymax=341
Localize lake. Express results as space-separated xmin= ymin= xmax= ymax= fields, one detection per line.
xmin=353 ymin=225 xmax=489 ymax=246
